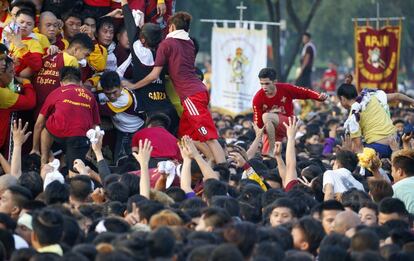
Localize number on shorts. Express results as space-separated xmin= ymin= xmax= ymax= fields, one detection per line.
xmin=198 ymin=126 xmax=208 ymax=136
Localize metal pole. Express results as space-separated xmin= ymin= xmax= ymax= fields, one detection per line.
xmin=376 ymin=1 xmax=380 ymax=29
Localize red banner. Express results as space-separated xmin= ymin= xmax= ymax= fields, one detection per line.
xmin=355 ymin=24 xmax=402 ymax=93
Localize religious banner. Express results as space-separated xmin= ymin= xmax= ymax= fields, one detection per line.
xmin=211 ymin=26 xmax=267 ymax=115
xmin=354 ymin=23 xmax=402 ymax=93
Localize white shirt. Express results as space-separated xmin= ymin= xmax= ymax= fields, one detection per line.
xmin=323 ymin=168 xmax=365 ymax=194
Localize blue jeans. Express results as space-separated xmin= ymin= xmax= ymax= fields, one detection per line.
xmin=365 ymin=142 xmax=392 ymax=159
xmin=113 ymin=130 xmax=134 ymax=164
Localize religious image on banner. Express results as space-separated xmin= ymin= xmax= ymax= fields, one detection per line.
xmin=211 ymin=26 xmax=267 ymax=115
xmin=354 ymin=23 xmax=402 ymax=93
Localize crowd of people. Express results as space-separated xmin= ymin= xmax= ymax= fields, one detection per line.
xmin=1 ymin=0 xmax=414 ymax=261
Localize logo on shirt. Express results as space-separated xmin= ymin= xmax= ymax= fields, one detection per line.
xmin=281 ymin=96 xmax=287 ymax=103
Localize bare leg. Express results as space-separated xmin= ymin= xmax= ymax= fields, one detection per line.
xmin=206 ymin=139 xmax=226 ymax=164
xmin=263 ymin=112 xmax=279 ymax=156
xmin=40 ymin=128 xmax=54 ymax=166
xmin=194 ymin=141 xmax=214 ymax=162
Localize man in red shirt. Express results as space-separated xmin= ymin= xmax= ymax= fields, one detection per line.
xmin=131 ymin=113 xmax=181 ymax=168
xmin=321 ymin=62 xmax=338 ymax=94
xmin=122 ymin=12 xmax=226 ymax=164
xmin=34 ymin=66 xmax=100 ymax=170
xmin=253 ymin=68 xmax=327 ymax=156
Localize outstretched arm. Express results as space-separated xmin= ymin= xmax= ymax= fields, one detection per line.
xmin=122 ymin=66 xmax=163 ymax=90
xmin=282 ymin=117 xmax=298 ymax=188
xmin=387 ymin=93 xmax=414 ymax=105
xmin=133 ymin=139 xmax=153 ymax=199
xmin=11 ymin=119 xmax=32 ymax=178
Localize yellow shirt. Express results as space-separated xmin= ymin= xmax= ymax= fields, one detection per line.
xmin=0 ymin=87 xmax=19 ymax=109
xmin=87 ymin=43 xmax=107 ymax=72
xmin=34 ymin=32 xmax=50 ymax=53
xmin=63 ymin=52 xmax=79 ymax=67
xmin=350 ymin=97 xmax=396 ymax=143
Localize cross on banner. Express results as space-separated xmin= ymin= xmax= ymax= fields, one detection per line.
xmin=236 ymin=2 xmax=247 ymax=21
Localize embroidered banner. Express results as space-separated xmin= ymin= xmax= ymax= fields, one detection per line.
xmin=355 ymin=24 xmax=402 ymax=93
xmin=210 ymin=26 xmax=267 ymax=115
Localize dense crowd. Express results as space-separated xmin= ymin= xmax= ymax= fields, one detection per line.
xmin=1 ymin=0 xmax=414 ymax=261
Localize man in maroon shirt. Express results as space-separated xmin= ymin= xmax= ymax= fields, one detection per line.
xmin=253 ymin=68 xmax=327 ymax=156
xmin=34 ymin=66 xmax=100 ymax=170
xmin=122 ymin=12 xmax=226 ymax=164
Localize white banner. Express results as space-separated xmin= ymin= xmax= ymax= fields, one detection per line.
xmin=211 ymin=26 xmax=267 ymax=115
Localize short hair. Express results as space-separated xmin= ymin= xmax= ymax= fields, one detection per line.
xmin=18 ymin=171 xmax=43 ymax=198
xmin=69 ymin=33 xmax=94 ymax=52
xmin=351 ymin=228 xmax=380 ymax=252
xmin=258 ymin=68 xmax=277 ymax=81
xmin=335 ymin=150 xmax=358 ymax=172
xmin=168 ymin=11 xmax=192 ymax=32
xmin=137 ymin=200 xmax=164 ymax=223
xmin=62 ymin=11 xmax=82 ymax=23
xmin=7 ymin=185 xmax=33 ymax=207
xmin=201 ymin=207 xmax=231 ymax=229
xmin=319 ymin=200 xmax=345 ymax=215
xmin=203 ymin=179 xmax=228 ymax=204
xmin=222 ymin=222 xmax=257 ymax=258
xmin=15 ymin=8 xmax=35 ymax=22
xmin=100 ymin=71 xmax=120 ymax=91
xmin=378 ymin=198 xmax=409 ymax=217
xmin=119 ymin=173 xmax=140 ymax=197
xmin=165 ymin=187 xmax=186 ymax=203
xmin=44 ymin=181 xmax=69 ymax=204
xmin=337 ymin=83 xmax=358 ymax=100
xmin=209 ymin=243 xmax=244 ymax=261
xmin=263 ymin=197 xmax=297 ymax=224
xmin=32 ymin=208 xmax=64 ymax=245
xmin=147 ymin=227 xmax=175 ymax=258
xmin=360 ymin=201 xmax=379 ymax=215
xmin=303 ymin=32 xmax=312 ymax=38
xmin=60 ymin=66 xmax=81 ymax=83
xmin=11 ymin=0 xmax=36 ymax=15
xmin=140 ymin=23 xmax=162 ymax=49
xmin=211 ymin=196 xmax=240 ymax=217
xmin=149 ymin=209 xmax=183 ymax=230
xmin=96 ymin=16 xmax=114 ymax=32
xmin=292 ymin=217 xmax=325 ymax=255
xmin=105 ymin=182 xmax=129 ymax=203
xmin=146 ymin=113 xmax=171 ymax=129
xmin=391 ymin=149 xmax=414 ymax=177
xmin=368 ymin=179 xmax=393 ymax=202
xmin=69 ymin=175 xmax=92 ymax=201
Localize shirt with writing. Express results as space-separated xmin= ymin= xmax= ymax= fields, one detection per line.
xmin=40 ymin=84 xmax=100 ymax=138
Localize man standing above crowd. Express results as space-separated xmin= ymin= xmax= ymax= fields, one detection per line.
xmin=253 ymin=67 xmax=327 ymax=156
xmin=122 ymin=12 xmax=226 ymax=164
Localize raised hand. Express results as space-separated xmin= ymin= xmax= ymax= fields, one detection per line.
xmin=157 ymin=2 xmax=167 ymax=15
xmin=283 ymin=116 xmax=297 ymax=139
xmin=12 ymin=119 xmax=31 ymax=147
xmin=274 ymin=141 xmax=283 ymax=157
xmin=133 ymin=139 xmax=153 ymax=166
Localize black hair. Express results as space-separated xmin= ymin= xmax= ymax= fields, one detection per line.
xmin=7 ymin=185 xmax=33 ymax=207
xmin=11 ymin=0 xmax=36 ymax=15
xmin=239 ymin=201 xmax=261 ymax=223
xmin=145 ymin=113 xmax=171 ymax=129
xmin=351 ymin=228 xmax=380 ymax=252
xmin=0 ymin=229 xmax=14 ymax=260
xmin=140 ymin=23 xmax=162 ymax=49
xmin=119 ymin=173 xmax=140 ymax=197
xmin=32 ymin=208 xmax=64 ymax=246
xmin=203 ymin=179 xmax=228 ymax=204
xmin=15 ymin=8 xmax=35 ymax=22
xmin=96 ymin=16 xmax=114 ymax=33
xmin=137 ymin=200 xmax=164 ymax=223
xmin=223 ymin=222 xmax=257 ymax=258
xmin=69 ymin=175 xmax=92 ymax=202
xmin=147 ymin=227 xmax=175 ymax=258
xmin=263 ymin=197 xmax=297 ymax=225
xmin=258 ymin=68 xmax=277 ymax=81
xmin=337 ymin=83 xmax=358 ymax=100
xmin=18 ymin=171 xmax=43 ymax=198
xmin=318 ymin=245 xmax=349 ymax=261
xmin=261 ymin=189 xmax=286 ymax=208
xmin=60 ymin=66 xmax=82 ymax=83
xmin=379 ymin=198 xmax=409 ymax=217
xmin=44 ymin=180 xmax=69 ymax=204
xmin=341 ymin=188 xmax=371 ymax=212
xmin=165 ymin=187 xmax=186 ymax=203
xmin=319 ymin=200 xmax=345 ymax=215
xmin=187 ymin=245 xmax=216 ymax=261
xmin=62 ymin=11 xmax=82 ymax=23
xmin=293 ymin=217 xmax=326 ymax=255
xmin=69 ymin=33 xmax=94 ymax=52
xmin=0 ymin=214 xmax=16 ymax=231
xmin=303 ymin=32 xmax=312 ymax=38
xmin=100 ymin=70 xmax=120 ymax=91
xmin=101 ymin=217 xmax=130 ymax=233
xmin=61 ymin=216 xmax=82 ymax=247
xmin=254 ymin=242 xmax=285 ymax=261
xmin=256 ymin=226 xmax=293 ymax=251
xmin=335 ymin=150 xmax=358 ymax=172
xmin=105 ymin=182 xmax=129 ymax=203
xmin=211 ymin=196 xmax=240 ymax=217
xmin=201 ymin=207 xmax=231 ymax=229
xmin=105 ymin=201 xmax=127 ymax=217
xmin=10 ymin=247 xmax=37 ymax=261
xmin=210 ymin=243 xmax=244 ymax=261
xmin=320 ymin=232 xmax=351 ymax=249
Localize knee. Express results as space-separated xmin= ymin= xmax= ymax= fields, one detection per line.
xmin=263 ymin=113 xmax=278 ymax=125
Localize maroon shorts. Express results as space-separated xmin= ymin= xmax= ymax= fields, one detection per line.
xmin=178 ymin=91 xmax=218 ymax=142
xmin=261 ymin=114 xmax=289 ymax=155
